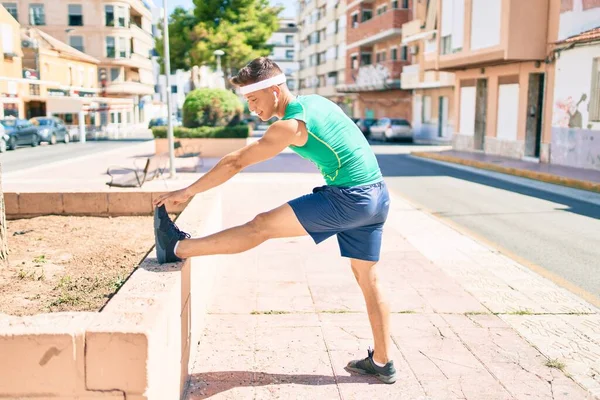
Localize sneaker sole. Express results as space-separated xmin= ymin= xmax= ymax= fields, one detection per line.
xmin=344 ymin=366 xmax=397 ymax=384
xmin=154 ymin=209 xmax=167 ymax=264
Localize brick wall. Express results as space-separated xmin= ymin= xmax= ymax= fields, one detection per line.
xmin=356 ymin=90 xmax=412 ymax=119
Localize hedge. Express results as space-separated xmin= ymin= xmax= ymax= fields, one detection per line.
xmin=183 ymin=88 xmax=243 ymax=128
xmin=151 ymin=125 xmax=250 ymax=139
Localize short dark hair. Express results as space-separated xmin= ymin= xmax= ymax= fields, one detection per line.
xmin=230 ymin=57 xmax=283 ymax=86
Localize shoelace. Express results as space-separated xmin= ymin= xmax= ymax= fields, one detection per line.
xmin=168 ymin=220 xmax=191 ymax=240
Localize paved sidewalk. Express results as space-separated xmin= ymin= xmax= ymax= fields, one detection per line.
xmin=413 ymin=150 xmax=600 ymax=193
xmin=184 ymin=173 xmax=598 ymax=400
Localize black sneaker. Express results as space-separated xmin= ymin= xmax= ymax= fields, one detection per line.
xmin=154 ymin=205 xmax=190 ymax=264
xmin=345 ymin=348 xmax=397 ymax=384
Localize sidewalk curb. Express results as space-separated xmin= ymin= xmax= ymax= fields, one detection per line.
xmin=412 ymin=151 xmax=600 ymax=194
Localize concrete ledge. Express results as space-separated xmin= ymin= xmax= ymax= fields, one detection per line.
xmin=154 ymin=138 xmax=249 ymax=158
xmin=412 ymin=151 xmax=600 ymax=194
xmin=6 ymin=191 xmax=190 ymax=219
xmin=0 ymin=191 xmax=222 ymax=399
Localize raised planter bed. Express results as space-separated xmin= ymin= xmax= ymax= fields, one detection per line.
xmin=0 ymin=191 xmax=222 ymax=399
xmin=154 ymin=138 xmax=250 ymax=158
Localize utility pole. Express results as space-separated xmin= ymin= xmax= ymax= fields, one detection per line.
xmin=162 ymin=0 xmax=176 ymax=178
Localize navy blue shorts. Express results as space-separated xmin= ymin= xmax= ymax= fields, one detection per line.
xmin=288 ymin=181 xmax=390 ymax=261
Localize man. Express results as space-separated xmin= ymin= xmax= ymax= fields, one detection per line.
xmin=153 ymin=57 xmax=396 ymax=384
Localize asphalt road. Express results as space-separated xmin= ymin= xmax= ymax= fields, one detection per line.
xmin=0 ymin=140 xmax=151 ymax=174
xmin=372 ymin=142 xmax=600 ymax=302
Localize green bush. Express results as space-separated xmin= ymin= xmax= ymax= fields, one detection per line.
xmin=151 ymin=125 xmax=250 ymax=139
xmin=182 ymin=88 xmax=243 ymax=128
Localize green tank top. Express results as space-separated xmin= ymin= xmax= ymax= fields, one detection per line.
xmin=282 ymin=95 xmax=382 ymax=187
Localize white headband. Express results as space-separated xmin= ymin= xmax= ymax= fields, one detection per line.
xmin=238 ymin=73 xmax=287 ymax=95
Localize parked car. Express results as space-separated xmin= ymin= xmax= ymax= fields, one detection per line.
xmin=0 ymin=123 xmax=5 ymax=153
xmin=353 ymin=118 xmax=378 ymax=137
xmin=0 ymin=118 xmax=41 ymax=150
xmin=148 ymin=117 xmax=182 ymax=128
xmin=30 ymin=117 xmax=70 ymax=145
xmin=369 ymin=118 xmax=413 ymax=141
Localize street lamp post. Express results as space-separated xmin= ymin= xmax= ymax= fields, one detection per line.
xmin=66 ymin=28 xmax=85 ymax=143
xmin=162 ymin=0 xmax=176 ymax=178
xmin=213 ymin=49 xmax=225 ymax=89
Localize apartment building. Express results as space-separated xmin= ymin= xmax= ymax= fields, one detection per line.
xmin=0 ymin=5 xmax=132 ymax=126
xmin=268 ymin=18 xmax=300 ymax=92
xmin=338 ymin=0 xmax=413 ymax=119
xmin=401 ymin=0 xmax=455 ymax=143
xmin=297 ymin=0 xmax=348 ymax=112
xmin=0 ymin=3 xmax=23 ymax=118
xmin=3 ymin=0 xmax=156 ymax=124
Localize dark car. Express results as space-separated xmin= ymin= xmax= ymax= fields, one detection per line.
xmin=353 ymin=118 xmax=378 ymax=137
xmin=30 ymin=117 xmax=70 ymax=145
xmin=1 ymin=118 xmax=41 ymax=150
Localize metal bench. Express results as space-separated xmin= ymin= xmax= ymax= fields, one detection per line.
xmin=106 ymin=155 xmax=166 ymax=188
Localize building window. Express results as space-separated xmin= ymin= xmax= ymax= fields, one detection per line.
xmin=285 ymin=35 xmax=294 ymax=44
xmin=105 ymin=5 xmax=114 ymax=26
xmin=171 ymin=85 xmax=177 ymax=93
xmin=29 ymin=4 xmax=45 ymax=25
xmin=401 ymin=45 xmax=408 ymax=60
xmin=351 ymin=54 xmax=358 ymax=69
xmin=286 ymin=50 xmax=294 ymax=59
xmin=361 ymin=10 xmax=373 ymax=22
xmin=1 ymin=23 xmax=14 ymax=53
xmin=351 ymin=13 xmax=359 ymax=28
xmin=29 ymin=84 xmax=40 ymax=96
xmin=391 ymin=48 xmax=398 ymax=60
xmin=69 ymin=35 xmax=84 ymax=52
xmin=2 ymin=3 xmax=17 ymax=20
xmin=110 ymin=67 xmax=120 ymax=81
xmin=118 ymin=37 xmax=127 ymax=58
xmin=377 ymin=5 xmax=387 ymax=15
xmin=422 ymin=95 xmax=432 ymax=123
xmin=68 ymin=4 xmax=83 ymax=26
xmin=391 ymin=0 xmax=398 ymax=9
xmin=360 ymin=52 xmax=372 ymax=66
xmin=106 ymin=36 xmax=115 ymax=58
xmin=117 ymin=6 xmax=126 ymax=27
xmin=402 ymin=0 xmax=409 ymax=7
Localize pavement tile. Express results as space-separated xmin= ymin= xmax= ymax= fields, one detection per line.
xmin=414 ymin=286 xmax=488 ymax=314
xmin=253 ymin=383 xmax=340 ymax=400
xmin=501 ymin=314 xmax=600 ymax=398
xmin=199 ymin=315 xmax=256 ymax=351
xmin=442 ymin=314 xmax=588 ymax=400
xmin=253 ymin=351 xmax=334 ymax=384
xmin=208 ymin=295 xmax=257 ymax=314
xmin=328 ymin=350 xmax=427 ymax=400
xmin=253 ymin=313 xmax=320 ymax=328
xmin=254 ymin=326 xmax=327 ymax=352
xmin=255 ymin=294 xmax=315 ymax=313
xmin=187 ymin=378 xmax=256 ymax=400
xmin=390 ymin=314 xmax=513 ymax=400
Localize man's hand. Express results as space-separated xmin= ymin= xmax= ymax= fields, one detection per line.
xmin=153 ymin=188 xmax=192 ymax=207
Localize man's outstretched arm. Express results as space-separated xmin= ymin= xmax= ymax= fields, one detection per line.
xmin=153 ymin=119 xmax=301 ymax=207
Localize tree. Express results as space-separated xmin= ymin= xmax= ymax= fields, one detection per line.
xmin=0 ymin=164 xmax=8 ymax=264
xmin=155 ymin=0 xmax=281 ymax=73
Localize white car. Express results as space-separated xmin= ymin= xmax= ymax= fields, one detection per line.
xmin=0 ymin=124 xmax=5 ymax=152
xmin=369 ymin=118 xmax=413 ymax=142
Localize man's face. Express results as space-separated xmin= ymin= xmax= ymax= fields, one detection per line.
xmin=244 ymin=87 xmax=277 ymax=121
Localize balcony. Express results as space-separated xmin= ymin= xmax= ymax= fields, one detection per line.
xmin=104 ymin=80 xmax=154 ymax=96
xmin=436 ymin=0 xmax=548 ymax=71
xmin=337 ymin=60 xmax=405 ymax=92
xmin=400 ymin=64 xmax=455 ymax=89
xmin=347 ymin=9 xmax=410 ymax=48
xmin=130 ymin=23 xmax=153 ymax=47
xmin=401 ymin=19 xmax=436 ymax=44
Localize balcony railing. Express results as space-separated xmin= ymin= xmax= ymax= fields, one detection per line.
xmin=347 ymin=9 xmax=410 ymax=46
xmin=338 ymin=60 xmax=407 ymax=92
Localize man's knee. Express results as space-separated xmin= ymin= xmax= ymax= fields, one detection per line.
xmin=248 ymin=212 xmax=273 ymax=240
xmin=351 ymin=261 xmax=378 ymax=285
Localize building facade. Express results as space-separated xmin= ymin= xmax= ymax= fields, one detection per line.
xmin=337 ymin=0 xmax=413 ymax=119
xmin=269 ymin=18 xmax=300 ymax=92
xmin=297 ymin=0 xmax=348 ymax=112
xmin=549 ymin=1 xmax=600 ymax=170
xmin=0 ymin=5 xmax=132 ymax=127
xmin=0 ymin=3 xmax=24 ymax=118
xmin=401 ymin=0 xmax=455 ymax=143
xmin=3 ymin=0 xmax=156 ymax=124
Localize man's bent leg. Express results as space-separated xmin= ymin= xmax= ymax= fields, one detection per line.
xmin=350 ymin=258 xmax=391 ymax=365
xmin=176 ymin=203 xmax=308 ymax=258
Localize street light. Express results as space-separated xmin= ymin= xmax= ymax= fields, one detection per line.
xmin=162 ymin=0 xmax=176 ymax=178
xmin=65 ymin=28 xmax=86 ymax=143
xmin=213 ymin=49 xmax=225 ymax=88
